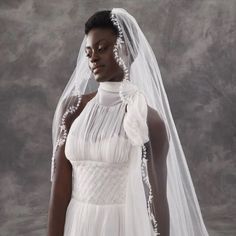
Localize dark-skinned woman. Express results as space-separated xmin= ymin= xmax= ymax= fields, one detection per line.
xmin=47 ymin=8 xmax=209 ymax=236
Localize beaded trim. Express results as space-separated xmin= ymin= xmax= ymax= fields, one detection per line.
xmin=141 ymin=145 xmax=160 ymax=235
xmin=110 ymin=11 xmax=160 ymax=235
xmin=110 ymin=12 xmax=130 ymax=105
xmin=51 ymin=93 xmax=82 ymax=181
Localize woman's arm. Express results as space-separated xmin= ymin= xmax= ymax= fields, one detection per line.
xmin=147 ymin=106 xmax=170 ymax=236
xmin=47 ymin=97 xmax=79 ymax=236
xmin=47 ymin=92 xmax=97 ymax=236
xmin=47 ymin=143 xmax=72 ymax=236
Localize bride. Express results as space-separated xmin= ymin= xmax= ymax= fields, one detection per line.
xmin=47 ymin=8 xmax=209 ymax=236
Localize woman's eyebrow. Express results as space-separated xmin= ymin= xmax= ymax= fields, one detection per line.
xmin=85 ymin=39 xmax=108 ymax=49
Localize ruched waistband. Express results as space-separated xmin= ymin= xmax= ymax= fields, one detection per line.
xmin=71 ymin=160 xmax=129 ymax=205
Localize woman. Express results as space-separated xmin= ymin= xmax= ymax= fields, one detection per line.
xmin=47 ymin=8 xmax=209 ymax=236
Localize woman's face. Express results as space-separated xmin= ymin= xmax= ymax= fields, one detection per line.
xmin=85 ymin=28 xmax=124 ymax=82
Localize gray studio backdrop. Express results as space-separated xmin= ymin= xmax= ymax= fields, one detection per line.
xmin=0 ymin=0 xmax=235 ymax=235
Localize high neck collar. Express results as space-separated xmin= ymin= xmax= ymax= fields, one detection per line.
xmin=99 ymin=81 xmax=122 ymax=93
xmin=96 ymin=80 xmax=140 ymax=107
xmin=96 ymin=81 xmax=122 ymax=107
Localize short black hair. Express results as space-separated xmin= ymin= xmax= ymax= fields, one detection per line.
xmin=84 ymin=10 xmax=119 ymax=37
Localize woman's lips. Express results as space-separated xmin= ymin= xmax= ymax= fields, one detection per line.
xmin=93 ymin=66 xmax=104 ymax=74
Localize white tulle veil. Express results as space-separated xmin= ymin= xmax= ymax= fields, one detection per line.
xmin=50 ymin=8 xmax=209 ymax=236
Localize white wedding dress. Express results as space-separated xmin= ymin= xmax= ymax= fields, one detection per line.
xmin=63 ymin=82 xmax=155 ymax=236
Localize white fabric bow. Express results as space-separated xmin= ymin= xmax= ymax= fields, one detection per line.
xmin=123 ymin=89 xmax=149 ymax=146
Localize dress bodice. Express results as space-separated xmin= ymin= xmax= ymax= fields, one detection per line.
xmin=64 ymin=82 xmax=134 ymax=205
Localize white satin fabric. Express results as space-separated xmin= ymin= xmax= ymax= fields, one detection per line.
xmin=64 ymin=81 xmax=155 ymax=236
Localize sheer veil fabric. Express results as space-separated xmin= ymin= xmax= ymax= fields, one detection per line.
xmin=50 ymin=8 xmax=209 ymax=235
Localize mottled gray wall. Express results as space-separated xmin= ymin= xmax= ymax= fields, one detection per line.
xmin=0 ymin=0 xmax=235 ymax=235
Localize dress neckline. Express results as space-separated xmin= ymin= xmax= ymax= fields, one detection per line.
xmin=98 ymin=81 xmax=122 ymax=93
xmin=95 ymin=81 xmax=124 ymax=108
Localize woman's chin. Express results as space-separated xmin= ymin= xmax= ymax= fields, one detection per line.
xmin=94 ymin=75 xmax=109 ymax=83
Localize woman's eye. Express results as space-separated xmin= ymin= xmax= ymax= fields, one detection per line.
xmin=85 ymin=46 xmax=107 ymax=58
xmin=98 ymin=46 xmax=106 ymax=52
xmin=85 ymin=51 xmax=91 ymax=58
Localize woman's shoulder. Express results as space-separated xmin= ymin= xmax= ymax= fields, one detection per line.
xmin=82 ymin=91 xmax=97 ymax=104
xmin=63 ymin=91 xmax=97 ymax=130
xmin=147 ymin=105 xmax=167 ymax=138
xmin=147 ymin=105 xmax=163 ymax=125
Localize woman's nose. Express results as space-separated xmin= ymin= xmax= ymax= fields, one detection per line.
xmin=90 ymin=50 xmax=99 ymax=63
